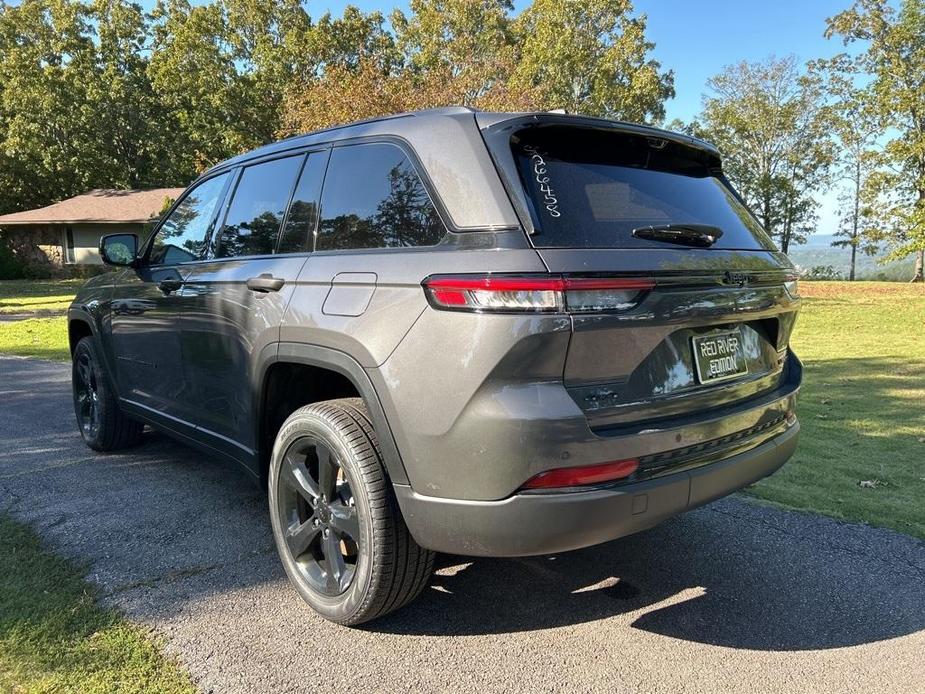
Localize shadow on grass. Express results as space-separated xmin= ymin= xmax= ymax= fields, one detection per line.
xmin=749 ymin=356 xmax=925 ymax=538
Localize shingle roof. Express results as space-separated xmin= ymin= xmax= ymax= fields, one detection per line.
xmin=0 ymin=188 xmax=185 ymax=226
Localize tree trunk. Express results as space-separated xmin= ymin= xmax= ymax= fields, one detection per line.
xmin=850 ymin=160 xmax=860 ymax=282
xmin=912 ymin=249 xmax=924 ymax=283
xmin=915 ymin=187 xmax=925 ymax=283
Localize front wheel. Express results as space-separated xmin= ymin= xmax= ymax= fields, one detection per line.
xmin=268 ymin=398 xmax=434 ymax=625
xmin=72 ymin=336 xmax=143 ymax=451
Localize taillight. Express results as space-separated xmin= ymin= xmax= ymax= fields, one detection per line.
xmin=521 ymin=459 xmax=640 ymax=490
xmin=423 ymin=275 xmax=654 ymax=313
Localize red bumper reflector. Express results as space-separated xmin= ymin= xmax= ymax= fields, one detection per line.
xmin=522 ymin=459 xmax=640 ymax=490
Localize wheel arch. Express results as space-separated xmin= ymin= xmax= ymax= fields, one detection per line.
xmin=254 ymin=342 xmax=409 ymax=488
xmin=67 ymin=314 xmax=94 ymax=355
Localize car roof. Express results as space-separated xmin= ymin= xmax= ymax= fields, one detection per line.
xmin=208 ymin=106 xmax=717 ymax=173
xmin=198 ymin=107 xmax=719 ymax=232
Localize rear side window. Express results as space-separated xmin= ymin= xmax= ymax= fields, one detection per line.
xmin=277 ymin=151 xmax=329 ymax=254
xmin=512 ymin=127 xmax=775 ymax=251
xmin=214 ymin=155 xmax=303 ymax=258
xmin=316 ymin=143 xmax=445 ymax=251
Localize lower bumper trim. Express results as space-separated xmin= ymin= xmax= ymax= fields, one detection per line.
xmin=394 ymin=422 xmax=799 ymax=557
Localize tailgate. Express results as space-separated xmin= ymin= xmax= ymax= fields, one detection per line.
xmin=538 ymin=248 xmax=800 ymax=429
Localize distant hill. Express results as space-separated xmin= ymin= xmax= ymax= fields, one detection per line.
xmin=786 ymin=235 xmax=915 ymax=280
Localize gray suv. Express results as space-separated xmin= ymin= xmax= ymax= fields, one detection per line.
xmin=69 ymin=107 xmax=801 ymax=625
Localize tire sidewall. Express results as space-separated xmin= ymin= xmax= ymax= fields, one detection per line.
xmin=268 ymin=408 xmax=379 ymax=623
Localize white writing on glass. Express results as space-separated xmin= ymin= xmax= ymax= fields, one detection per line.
xmin=523 ymin=145 xmax=561 ymax=218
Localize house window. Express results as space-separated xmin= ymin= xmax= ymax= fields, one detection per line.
xmin=63 ymin=228 xmax=76 ymax=264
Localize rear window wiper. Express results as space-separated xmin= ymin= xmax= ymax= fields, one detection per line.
xmin=632 ymin=224 xmax=724 ymax=248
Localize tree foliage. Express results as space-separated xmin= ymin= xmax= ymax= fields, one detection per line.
xmin=279 ymin=0 xmax=672 ymax=134
xmin=5 ymin=0 xmax=921 ymax=283
xmin=0 ymin=0 xmax=673 ymax=215
xmin=690 ymin=56 xmax=833 ymax=254
xmin=812 ymin=53 xmax=881 ymax=280
xmin=824 ymin=0 xmax=925 ymax=281
xmin=511 ymin=0 xmax=674 ymax=122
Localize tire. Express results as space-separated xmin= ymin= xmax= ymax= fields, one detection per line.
xmin=72 ymin=336 xmax=144 ymax=451
xmin=268 ymin=398 xmax=434 ymax=625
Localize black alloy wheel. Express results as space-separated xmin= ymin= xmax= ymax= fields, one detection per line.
xmin=277 ymin=436 xmax=361 ymax=596
xmin=71 ymin=336 xmax=144 ymax=451
xmin=268 ymin=399 xmax=434 ymax=625
xmin=74 ymin=349 xmax=101 ymax=440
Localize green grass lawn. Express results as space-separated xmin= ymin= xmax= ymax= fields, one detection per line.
xmin=0 ymin=279 xmax=83 ymax=316
xmin=0 ymin=512 xmax=194 ymax=694
xmin=747 ymin=281 xmax=925 ymax=538
xmin=0 ymin=279 xmax=76 ymax=361
xmin=0 ymin=317 xmax=71 ymax=361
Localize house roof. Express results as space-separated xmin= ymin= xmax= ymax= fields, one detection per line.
xmin=0 ymin=188 xmax=185 ymax=227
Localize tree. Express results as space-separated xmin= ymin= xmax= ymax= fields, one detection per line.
xmin=0 ymin=0 xmax=677 ymax=217
xmin=510 ymin=0 xmax=673 ymax=122
xmin=280 ymin=0 xmax=673 ymax=135
xmin=813 ymin=54 xmax=882 ymax=280
xmin=148 ymin=0 xmax=251 ymax=172
xmin=89 ymin=0 xmax=179 ymax=189
xmin=392 ymin=0 xmax=520 ymax=105
xmin=825 ymin=0 xmax=925 ymax=282
xmin=0 ymin=0 xmax=99 ymax=213
xmin=278 ymin=7 xmax=401 ymax=135
xmin=693 ymin=56 xmax=833 ymax=253
xmin=280 ymin=1 xmax=538 ymax=135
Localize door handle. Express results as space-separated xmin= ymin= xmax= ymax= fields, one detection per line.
xmin=246 ymin=274 xmax=285 ymax=293
xmin=157 ymin=278 xmax=183 ymax=294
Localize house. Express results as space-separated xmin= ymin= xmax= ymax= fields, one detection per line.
xmin=0 ymin=188 xmax=184 ymax=271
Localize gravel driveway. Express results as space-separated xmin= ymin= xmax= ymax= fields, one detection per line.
xmin=1 ymin=355 xmax=923 ymax=693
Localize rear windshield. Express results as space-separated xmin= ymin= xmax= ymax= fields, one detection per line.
xmin=511 ymin=126 xmax=775 ymax=250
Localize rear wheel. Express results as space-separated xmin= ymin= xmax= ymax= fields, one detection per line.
xmin=268 ymin=398 xmax=434 ymax=625
xmin=72 ymin=336 xmax=143 ymax=451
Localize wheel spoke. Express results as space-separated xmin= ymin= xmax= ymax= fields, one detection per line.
xmin=78 ymin=360 xmax=92 ymax=387
xmin=329 ymin=501 xmax=360 ymax=542
xmin=88 ymin=395 xmax=100 ymax=433
xmin=281 ymin=452 xmax=318 ymax=501
xmin=317 ymin=446 xmax=337 ymax=500
xmin=322 ymin=531 xmax=347 ymax=592
xmin=286 ymin=517 xmax=320 ymax=558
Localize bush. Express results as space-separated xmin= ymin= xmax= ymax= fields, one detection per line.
xmin=0 ymin=241 xmax=26 ymax=279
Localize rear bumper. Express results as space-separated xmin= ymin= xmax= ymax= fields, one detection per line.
xmin=395 ymin=421 xmax=799 ymax=557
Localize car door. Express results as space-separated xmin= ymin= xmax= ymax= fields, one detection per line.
xmin=178 ymin=151 xmax=328 ymax=463
xmin=109 ymin=171 xmax=232 ymax=424
xmin=280 ymin=142 xmax=448 ymax=365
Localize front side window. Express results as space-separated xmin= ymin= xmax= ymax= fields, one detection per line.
xmin=316 ymin=143 xmax=445 ymax=251
xmin=214 ymin=155 xmax=304 ymax=259
xmin=150 ymin=172 xmax=230 ymax=265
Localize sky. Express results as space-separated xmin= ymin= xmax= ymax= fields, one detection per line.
xmin=315 ymin=0 xmax=857 ymax=234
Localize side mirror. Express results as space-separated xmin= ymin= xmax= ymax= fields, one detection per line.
xmin=99 ymin=233 xmax=138 ymax=266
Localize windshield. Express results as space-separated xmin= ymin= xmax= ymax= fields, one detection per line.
xmin=511 ymin=126 xmax=775 ymax=251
